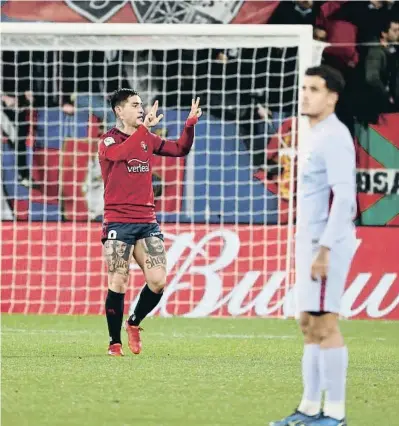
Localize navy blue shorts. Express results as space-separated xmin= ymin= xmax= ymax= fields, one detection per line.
xmin=101 ymin=222 xmax=164 ymax=245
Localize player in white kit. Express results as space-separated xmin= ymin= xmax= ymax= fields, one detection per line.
xmin=270 ymin=66 xmax=357 ymax=426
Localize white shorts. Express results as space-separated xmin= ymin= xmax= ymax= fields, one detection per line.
xmin=295 ymin=236 xmax=356 ymax=314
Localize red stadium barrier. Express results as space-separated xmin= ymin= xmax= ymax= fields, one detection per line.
xmin=1 ymin=223 xmax=398 ymax=319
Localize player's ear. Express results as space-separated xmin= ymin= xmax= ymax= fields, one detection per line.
xmin=327 ymin=91 xmax=338 ymax=107
xmin=115 ymin=105 xmax=123 ymax=120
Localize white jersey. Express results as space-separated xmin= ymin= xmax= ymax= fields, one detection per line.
xmin=296 ymin=113 xmax=356 ymax=248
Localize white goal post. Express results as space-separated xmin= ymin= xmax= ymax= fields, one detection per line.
xmin=1 ymin=23 xmax=323 ymax=317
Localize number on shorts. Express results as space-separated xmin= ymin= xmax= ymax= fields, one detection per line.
xmin=108 ymin=230 xmax=117 ymax=240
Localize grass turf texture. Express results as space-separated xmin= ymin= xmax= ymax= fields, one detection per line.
xmin=2 ymin=315 xmax=398 ymax=426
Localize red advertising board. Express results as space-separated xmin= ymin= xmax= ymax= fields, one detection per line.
xmin=1 ymin=223 xmax=398 ymax=319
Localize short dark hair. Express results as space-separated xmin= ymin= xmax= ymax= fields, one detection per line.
xmin=381 ymin=17 xmax=399 ymax=35
xmin=110 ymin=88 xmax=140 ymax=114
xmin=305 ymin=65 xmax=345 ymax=94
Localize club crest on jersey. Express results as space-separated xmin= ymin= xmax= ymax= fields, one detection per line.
xmin=104 ymin=137 xmax=116 ymax=147
xmin=127 ymin=158 xmax=150 ymax=173
xmin=141 ymin=141 xmax=148 ymax=152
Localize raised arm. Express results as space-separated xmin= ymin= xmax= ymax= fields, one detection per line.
xmin=153 ymin=116 xmax=198 ymax=157
xmin=151 ymin=97 xmax=202 ymax=157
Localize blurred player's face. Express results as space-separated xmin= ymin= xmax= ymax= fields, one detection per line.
xmin=115 ymin=95 xmax=144 ymax=128
xmin=301 ymin=76 xmax=338 ymax=118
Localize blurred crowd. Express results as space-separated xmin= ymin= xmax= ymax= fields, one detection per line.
xmin=1 ymin=0 xmax=399 ymax=188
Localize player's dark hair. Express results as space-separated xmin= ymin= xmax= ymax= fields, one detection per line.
xmin=305 ymin=65 xmax=345 ymax=94
xmin=110 ymin=88 xmax=140 ymax=114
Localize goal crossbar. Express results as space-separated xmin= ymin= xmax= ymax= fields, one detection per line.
xmin=1 ymin=22 xmax=313 ymax=37
xmin=0 ymin=23 xmax=313 ymax=51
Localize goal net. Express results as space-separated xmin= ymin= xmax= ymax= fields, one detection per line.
xmin=1 ymin=23 xmax=318 ymax=317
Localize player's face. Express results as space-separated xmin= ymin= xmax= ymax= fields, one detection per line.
xmin=301 ymin=76 xmax=337 ymax=117
xmin=116 ymin=95 xmax=144 ymax=128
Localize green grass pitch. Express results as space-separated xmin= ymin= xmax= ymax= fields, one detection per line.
xmin=2 ymin=315 xmax=398 ymax=426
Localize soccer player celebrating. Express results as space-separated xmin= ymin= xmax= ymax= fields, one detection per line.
xmin=98 ymin=89 xmax=201 ymax=356
xmin=270 ymin=66 xmax=356 ymax=426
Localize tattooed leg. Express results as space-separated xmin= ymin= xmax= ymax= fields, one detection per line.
xmin=133 ymin=237 xmax=167 ymax=293
xmin=142 ymin=236 xmax=167 ymax=271
xmin=103 ymin=239 xmax=133 ymax=347
xmin=103 ymin=240 xmax=133 ymax=292
xmin=127 ymin=237 xmax=167 ymax=328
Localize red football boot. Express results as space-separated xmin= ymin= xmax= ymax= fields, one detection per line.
xmin=108 ymin=343 xmax=124 ymax=356
xmin=125 ymin=320 xmax=143 ymax=355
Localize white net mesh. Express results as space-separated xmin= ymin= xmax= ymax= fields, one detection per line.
xmin=1 ymin=24 xmax=316 ymax=317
